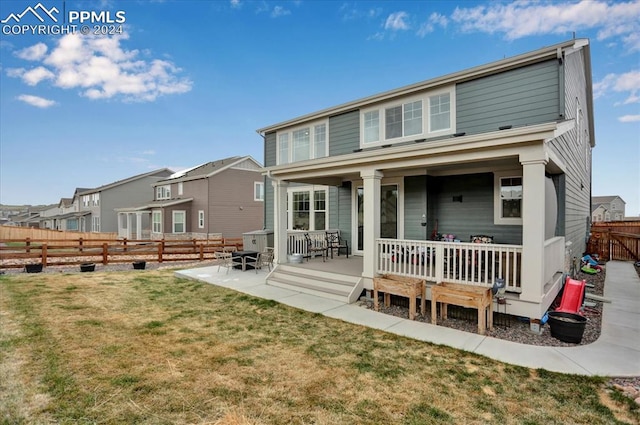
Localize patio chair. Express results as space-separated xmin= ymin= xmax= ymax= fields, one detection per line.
xmin=214 ymin=251 xmax=234 ymax=273
xmin=325 ymin=230 xmax=349 ymax=259
xmin=244 ymin=250 xmax=274 ymax=273
xmin=304 ymin=233 xmax=327 ymax=262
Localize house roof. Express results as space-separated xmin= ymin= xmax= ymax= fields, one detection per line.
xmin=155 ymin=156 xmax=262 ymax=185
xmin=256 ymin=39 xmax=594 ymax=148
xmin=77 ymin=168 xmax=174 ymax=196
xmin=58 ymin=197 xmax=73 ymax=208
xmin=592 ymin=196 xmax=625 ymax=205
xmin=115 ymin=198 xmax=194 ymax=212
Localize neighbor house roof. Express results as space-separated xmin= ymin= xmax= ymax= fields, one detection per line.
xmin=155 ymin=156 xmax=262 ymax=185
xmin=256 ymin=39 xmax=594 ymax=148
xmin=77 ymin=168 xmax=174 ymax=196
xmin=592 ymin=196 xmax=624 ymax=205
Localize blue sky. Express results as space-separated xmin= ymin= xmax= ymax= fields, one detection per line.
xmin=1 ymin=0 xmax=639 ymax=216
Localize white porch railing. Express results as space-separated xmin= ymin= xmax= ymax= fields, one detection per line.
xmin=376 ymin=239 xmax=523 ymax=293
xmin=287 ymin=230 xmax=327 ymax=256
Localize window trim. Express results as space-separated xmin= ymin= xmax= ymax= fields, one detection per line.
xmin=92 ymin=216 xmax=100 ymax=232
xmin=172 ymin=210 xmax=186 ymax=234
xmin=276 ymin=119 xmax=329 ymax=165
xmin=254 ymin=182 xmax=265 ymax=202
xmin=286 ymin=185 xmax=329 ymax=231
xmin=152 ymin=210 xmax=162 ymax=233
xmin=360 ymin=86 xmax=455 ymax=148
xmin=156 ymin=185 xmax=171 ymax=200
xmin=494 ymin=171 xmax=523 ymax=225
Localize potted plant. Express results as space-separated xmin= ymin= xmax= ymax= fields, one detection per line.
xmin=80 ymin=263 xmax=95 ymax=272
xmin=24 ymin=263 xmax=43 ymax=273
xmin=132 ymin=261 xmax=146 ymax=270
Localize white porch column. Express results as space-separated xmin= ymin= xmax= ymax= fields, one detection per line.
xmin=519 ymin=153 xmax=548 ymax=304
xmin=361 ymin=169 xmax=383 ymax=281
xmin=273 ymin=180 xmax=289 ymax=264
xmin=136 ymin=212 xmax=143 ymax=240
xmin=126 ymin=213 xmax=132 ymax=239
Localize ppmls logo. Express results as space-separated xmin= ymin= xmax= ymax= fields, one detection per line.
xmin=1 ymin=2 xmax=59 ymax=23
xmin=2 ymin=2 xmax=126 ymax=35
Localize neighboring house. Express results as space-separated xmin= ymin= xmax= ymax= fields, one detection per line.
xmin=116 ymin=156 xmax=264 ymax=240
xmin=10 ymin=207 xmax=43 ymax=228
xmin=75 ymin=169 xmax=173 ymax=234
xmin=591 ymin=196 xmax=625 ymax=222
xmin=257 ymin=39 xmax=595 ymax=320
xmin=38 ymin=203 xmax=63 ymax=229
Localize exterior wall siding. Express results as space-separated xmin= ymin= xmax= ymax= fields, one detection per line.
xmin=328 ymin=111 xmax=359 ymax=156
xmin=456 ymin=59 xmax=561 ymax=135
xmin=183 ymin=179 xmax=208 ymax=233
xmin=264 ymin=132 xmax=276 ymax=230
xmin=404 ymin=176 xmax=428 ymax=240
xmin=548 ymin=49 xmax=592 ymax=258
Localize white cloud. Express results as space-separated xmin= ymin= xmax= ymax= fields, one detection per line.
xmin=417 ymin=12 xmax=448 ymax=37
xmin=385 ymin=11 xmax=410 ymax=31
xmin=594 ymin=70 xmax=640 ymax=104
xmin=8 ymin=33 xmax=192 ymax=102
xmin=271 ymin=5 xmax=291 ymax=18
xmin=451 ymin=0 xmax=640 ymax=52
xmin=230 ymin=0 xmax=241 ymax=8
xmin=618 ymin=115 xmax=640 ymax=122
xmin=15 ymin=43 xmax=48 ymax=60
xmin=17 ymin=94 xmax=56 ymax=108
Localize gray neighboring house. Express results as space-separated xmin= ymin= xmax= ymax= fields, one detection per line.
xmin=257 ymin=39 xmax=595 ymax=320
xmin=117 ymin=156 xmax=264 ymax=240
xmin=75 ymin=169 xmax=174 ymax=233
xmin=591 ymin=196 xmax=626 ymax=222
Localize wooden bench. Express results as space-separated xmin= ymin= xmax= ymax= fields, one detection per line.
xmin=374 ymin=274 xmax=426 ymax=320
xmin=431 ymin=282 xmax=493 ymax=334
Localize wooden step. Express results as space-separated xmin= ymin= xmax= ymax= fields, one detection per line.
xmin=267 ymin=265 xmax=363 ymax=303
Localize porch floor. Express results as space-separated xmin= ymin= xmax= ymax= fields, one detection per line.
xmin=286 ymin=254 xmax=363 ymax=277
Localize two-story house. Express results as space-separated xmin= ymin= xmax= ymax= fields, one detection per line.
xmin=76 ymin=169 xmax=173 ymax=233
xmin=257 ymin=39 xmax=595 ymax=320
xmin=591 ymin=196 xmax=626 ymax=222
xmin=117 ymin=156 xmax=264 ymax=240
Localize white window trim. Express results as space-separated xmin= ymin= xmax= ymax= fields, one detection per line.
xmin=92 ymin=216 xmax=100 ymax=232
xmin=178 ymin=182 xmax=184 ymax=196
xmin=172 ymin=210 xmax=186 ymax=233
xmin=198 ymin=210 xmax=205 ymax=229
xmin=254 ymin=182 xmax=265 ymax=202
xmin=152 ymin=211 xmax=162 ymax=233
xmin=494 ymin=170 xmax=523 ymax=225
xmin=276 ymin=119 xmax=329 ymax=165
xmin=156 ymin=185 xmax=171 ymax=200
xmin=359 ymin=86 xmax=455 ymax=148
xmin=286 ymin=185 xmax=329 ymax=231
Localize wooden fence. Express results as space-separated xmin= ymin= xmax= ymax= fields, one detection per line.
xmin=0 ymin=226 xmax=117 ymax=243
xmin=0 ymin=237 xmax=244 ymax=269
xmin=587 ymin=221 xmax=640 ymax=261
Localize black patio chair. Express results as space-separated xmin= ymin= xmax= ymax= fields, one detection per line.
xmin=304 ymin=233 xmax=327 ymax=262
xmin=325 ymin=230 xmax=348 ymax=259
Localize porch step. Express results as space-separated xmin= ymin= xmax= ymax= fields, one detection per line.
xmin=267 ymin=264 xmax=363 ymax=303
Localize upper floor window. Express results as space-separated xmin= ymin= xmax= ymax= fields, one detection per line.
xmin=360 ymin=86 xmax=454 ymax=147
xmin=91 ymin=193 xmax=99 ymax=206
xmin=178 ymin=182 xmax=184 ymax=196
xmin=82 ymin=195 xmax=90 ymax=207
xmin=254 ymin=182 xmax=264 ymax=201
xmin=494 ymin=171 xmax=522 ymax=225
xmin=156 ymin=185 xmax=171 ymax=200
xmin=277 ymin=121 xmax=328 ymax=165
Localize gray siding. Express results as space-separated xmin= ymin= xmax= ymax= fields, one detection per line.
xmin=425 ymin=173 xmax=522 ymax=245
xmin=264 ymin=177 xmax=274 ymax=231
xmin=404 ymin=176 xmax=428 ymax=240
xmin=456 ymin=59 xmax=561 ymax=135
xmin=337 ymin=184 xmax=352 ymax=251
xmin=548 ymin=50 xmax=592 ymax=258
xmin=328 ymin=110 xmax=359 ymax=156
xmin=265 ymin=131 xmax=277 ymax=167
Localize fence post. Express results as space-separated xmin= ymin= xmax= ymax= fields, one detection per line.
xmin=79 ymin=237 xmax=83 ymax=252
xmin=199 ymin=243 xmax=204 ymax=261
xmin=42 ymin=243 xmax=47 ymax=267
xmin=123 ymin=238 xmax=128 ymax=252
xmin=158 ymin=240 xmax=164 ymax=263
xmin=26 ymin=238 xmax=31 ymax=253
xmin=102 ymin=243 xmax=108 ymax=265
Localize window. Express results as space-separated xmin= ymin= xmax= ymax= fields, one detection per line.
xmin=172 ymin=211 xmax=185 ymax=233
xmin=276 ymin=121 xmax=328 ymax=165
xmin=82 ymin=195 xmax=90 ymax=207
xmin=429 ymin=93 xmax=450 ymax=132
xmin=286 ymin=186 xmax=328 ymax=231
xmin=198 ymin=210 xmax=205 ymax=229
xmin=92 ymin=193 xmax=100 ymax=206
xmin=360 ymin=86 xmax=454 ymax=147
xmin=494 ymin=172 xmax=522 ymax=225
xmin=156 ymin=185 xmax=171 ymax=200
xmin=152 ymin=211 xmax=162 ymax=233
xmin=67 ymin=218 xmax=78 ymax=231
xmin=178 ymin=182 xmax=183 ymax=196
xmin=363 ymin=110 xmax=379 ymax=144
xmin=92 ymin=216 xmax=100 ymax=232
xmin=254 ymin=182 xmax=264 ymax=201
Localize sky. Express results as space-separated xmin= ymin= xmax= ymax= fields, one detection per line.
xmin=0 ymin=0 xmax=638 ymax=216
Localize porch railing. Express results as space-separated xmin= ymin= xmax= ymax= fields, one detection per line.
xmin=287 ymin=230 xmax=327 ymax=257
xmin=544 ymin=236 xmax=565 ymax=284
xmin=376 ymin=239 xmax=523 ymax=293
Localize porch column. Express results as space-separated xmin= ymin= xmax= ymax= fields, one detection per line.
xmin=361 ymin=169 xmax=383 ymax=281
xmin=520 ymin=153 xmax=548 ymax=304
xmin=126 ymin=213 xmax=132 ymax=239
xmin=136 ymin=212 xmax=143 ymax=240
xmin=273 ymin=180 xmax=289 ymax=264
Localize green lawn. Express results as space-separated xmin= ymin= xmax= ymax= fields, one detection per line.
xmin=0 ymin=269 xmax=636 ymax=424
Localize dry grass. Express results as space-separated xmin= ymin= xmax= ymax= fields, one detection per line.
xmin=0 ymin=269 xmax=636 ymax=425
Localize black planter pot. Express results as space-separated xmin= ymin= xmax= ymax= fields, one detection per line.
xmin=132 ymin=261 xmax=146 ymax=270
xmin=24 ymin=263 xmax=43 ymax=273
xmin=547 ymin=311 xmax=587 ymax=343
xmin=80 ymin=263 xmax=95 ymax=272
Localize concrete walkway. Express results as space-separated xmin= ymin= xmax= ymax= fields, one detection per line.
xmin=175 ymin=261 xmax=640 ymax=377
